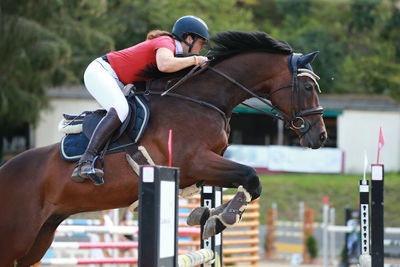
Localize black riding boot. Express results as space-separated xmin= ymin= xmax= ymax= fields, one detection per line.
xmin=71 ymin=108 xmax=121 ymax=185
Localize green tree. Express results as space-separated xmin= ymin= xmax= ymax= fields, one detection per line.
xmin=0 ymin=0 xmax=114 ymax=131
xmin=350 ymin=0 xmax=381 ymax=32
xmin=101 ymin=0 xmax=255 ymax=50
xmin=337 ymin=0 xmax=400 ymax=100
xmin=251 ymin=0 xmax=400 ymax=100
xmin=0 ymin=15 xmax=69 ymax=129
xmin=257 ymin=0 xmax=348 ymax=93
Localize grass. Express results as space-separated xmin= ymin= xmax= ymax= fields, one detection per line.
xmin=234 ymin=172 xmax=400 ymax=226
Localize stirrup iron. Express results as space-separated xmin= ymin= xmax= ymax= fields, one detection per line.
xmin=86 ymin=155 xmax=104 ymax=185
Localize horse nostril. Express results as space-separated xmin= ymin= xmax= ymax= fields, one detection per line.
xmin=320 ymin=132 xmax=327 ymax=143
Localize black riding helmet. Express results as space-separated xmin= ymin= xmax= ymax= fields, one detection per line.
xmin=172 ymin=15 xmax=209 ymax=53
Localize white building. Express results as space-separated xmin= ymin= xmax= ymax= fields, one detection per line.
xmin=35 ymin=87 xmax=100 ymax=148
xmin=325 ymin=94 xmax=400 ymax=173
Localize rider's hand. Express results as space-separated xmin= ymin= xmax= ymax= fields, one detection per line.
xmin=194 ymin=55 xmax=208 ymax=67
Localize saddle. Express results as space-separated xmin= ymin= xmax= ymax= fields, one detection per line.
xmin=59 ymin=93 xmax=150 ymax=162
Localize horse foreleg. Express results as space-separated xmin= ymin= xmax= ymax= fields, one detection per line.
xmin=17 ymin=215 xmax=67 ymax=267
xmin=186 ymin=150 xmax=262 ymax=239
xmin=187 ymin=199 xmax=230 ymax=226
xmin=0 ymin=204 xmax=44 ymax=266
xmin=188 ymin=187 xmax=251 ymax=239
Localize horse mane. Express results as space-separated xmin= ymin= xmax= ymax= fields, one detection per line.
xmin=208 ymin=31 xmax=293 ymax=64
xmin=139 ymin=30 xmax=293 ymax=79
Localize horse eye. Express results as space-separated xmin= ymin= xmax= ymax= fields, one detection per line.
xmin=304 ymin=83 xmax=313 ymax=91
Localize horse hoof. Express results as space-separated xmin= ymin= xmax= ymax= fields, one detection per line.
xmin=203 ymin=216 xmax=218 ymax=239
xmin=202 ymin=216 xmax=226 ymax=240
xmin=187 ymin=207 xmax=210 ymax=226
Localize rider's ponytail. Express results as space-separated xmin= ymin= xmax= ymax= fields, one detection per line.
xmin=146 ymin=30 xmax=173 ymax=40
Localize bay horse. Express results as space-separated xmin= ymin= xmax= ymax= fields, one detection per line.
xmin=0 ymin=31 xmax=327 ymax=266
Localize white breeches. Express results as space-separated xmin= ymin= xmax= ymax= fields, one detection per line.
xmin=83 ymin=58 xmax=129 ymax=122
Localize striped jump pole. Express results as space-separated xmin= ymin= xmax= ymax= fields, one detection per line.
xmin=50 ymin=241 xmax=138 ymax=249
xmin=178 ymin=249 xmax=214 ymax=267
xmin=55 ymin=225 xmax=199 ymax=236
xmin=359 ymin=163 xmax=385 ymax=267
xmin=201 ymin=186 xmax=222 ymax=267
xmin=359 ymin=166 xmax=371 ymax=267
xmin=41 ymin=258 xmax=137 ymax=265
xmin=42 ymin=251 xmax=214 ymax=266
xmin=138 ymin=165 xmax=218 ymax=267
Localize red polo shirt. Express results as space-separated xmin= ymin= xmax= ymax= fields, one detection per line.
xmin=106 ymin=36 xmax=176 ymax=84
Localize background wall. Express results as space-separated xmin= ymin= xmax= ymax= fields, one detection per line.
xmin=337 ymin=110 xmax=400 ymax=173
xmin=35 ymin=97 xmax=99 ymax=147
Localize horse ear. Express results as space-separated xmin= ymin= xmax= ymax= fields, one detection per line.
xmin=298 ymin=51 xmax=319 ymax=67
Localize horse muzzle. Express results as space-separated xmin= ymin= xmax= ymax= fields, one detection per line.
xmin=299 ymin=117 xmax=327 ymax=149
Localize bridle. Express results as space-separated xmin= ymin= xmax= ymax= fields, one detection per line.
xmin=137 ymin=53 xmax=324 ymax=136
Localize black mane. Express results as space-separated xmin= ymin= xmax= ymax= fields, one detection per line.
xmin=209 ymin=31 xmax=293 ymax=63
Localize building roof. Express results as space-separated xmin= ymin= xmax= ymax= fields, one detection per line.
xmin=47 ymin=86 xmax=91 ymax=99
xmin=319 ymin=94 xmax=400 ymax=111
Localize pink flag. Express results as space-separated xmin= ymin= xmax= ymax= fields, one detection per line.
xmin=378 ymin=126 xmax=384 ymax=149
xmin=168 ymin=129 xmax=173 ymax=167
xmin=377 ymin=126 xmax=384 ymax=163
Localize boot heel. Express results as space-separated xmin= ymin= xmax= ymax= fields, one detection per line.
xmin=71 ymin=165 xmax=86 ymax=183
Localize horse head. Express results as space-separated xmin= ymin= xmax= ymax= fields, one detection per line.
xmin=267 ymin=51 xmax=327 ymax=149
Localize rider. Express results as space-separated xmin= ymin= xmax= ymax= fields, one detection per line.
xmin=71 ymin=15 xmax=209 ymax=184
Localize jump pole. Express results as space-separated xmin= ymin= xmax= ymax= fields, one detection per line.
xmin=138 ymin=165 xmax=179 ymax=266
xmin=358 ymin=163 xmax=384 ymax=267
xmin=370 ymin=164 xmax=384 ymax=267
xmin=359 ymin=174 xmax=371 ymax=267
xmin=201 ymin=186 xmax=223 ymax=267
xmin=138 ymin=165 xmax=217 ymax=267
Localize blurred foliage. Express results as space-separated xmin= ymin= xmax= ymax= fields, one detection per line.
xmin=0 ymin=0 xmax=399 ymax=131
xmin=306 ymin=234 xmax=318 ymax=259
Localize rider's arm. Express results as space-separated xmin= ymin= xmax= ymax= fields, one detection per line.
xmin=156 ymin=47 xmax=208 ymax=73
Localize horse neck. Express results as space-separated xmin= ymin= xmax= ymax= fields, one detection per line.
xmin=190 ymin=53 xmax=289 ymax=116
xmin=153 ymin=52 xmax=289 ymax=118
